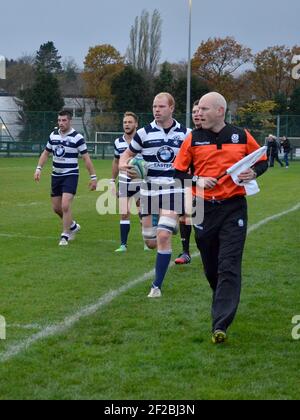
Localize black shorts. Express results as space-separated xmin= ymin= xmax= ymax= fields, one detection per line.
xmin=118 ymin=181 xmax=141 ymax=199
xmin=51 ymin=175 xmax=79 ymax=197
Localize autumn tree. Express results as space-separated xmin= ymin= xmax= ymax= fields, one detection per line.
xmin=83 ymin=44 xmax=124 ymax=111
xmin=236 ymin=100 xmax=277 ymax=142
xmin=0 ymin=55 xmax=35 ymax=95
xmin=249 ymin=45 xmax=300 ymax=102
xmin=192 ymin=36 xmax=252 ymax=101
xmin=126 ymin=9 xmax=162 ymax=77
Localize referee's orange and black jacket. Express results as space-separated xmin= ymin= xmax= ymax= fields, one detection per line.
xmin=173 ymin=124 xmax=267 ymax=201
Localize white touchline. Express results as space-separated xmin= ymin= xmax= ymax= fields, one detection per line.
xmin=0 ymin=233 xmax=58 ymax=240
xmin=247 ymin=202 xmax=300 ymax=234
xmin=0 ymin=202 xmax=299 ymax=363
xmin=0 ymin=233 xmax=118 ymax=244
xmin=7 ymin=324 xmax=43 ymax=330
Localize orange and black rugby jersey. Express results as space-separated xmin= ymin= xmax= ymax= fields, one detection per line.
xmin=174 ymin=124 xmax=267 ymax=201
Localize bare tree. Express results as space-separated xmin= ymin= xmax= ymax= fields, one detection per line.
xmin=149 ymin=9 xmax=162 ymax=76
xmin=126 ymin=9 xmax=162 ymax=76
xmin=128 ymin=17 xmax=139 ymax=68
xmin=137 ymin=10 xmax=149 ymax=72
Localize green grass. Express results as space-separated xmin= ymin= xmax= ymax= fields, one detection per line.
xmin=0 ymin=158 xmax=299 ymax=400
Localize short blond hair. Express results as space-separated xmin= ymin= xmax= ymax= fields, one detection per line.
xmin=123 ymin=111 xmax=139 ymax=123
xmin=154 ymin=92 xmax=175 ymax=108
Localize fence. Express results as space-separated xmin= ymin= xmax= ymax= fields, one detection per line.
xmin=1 ymin=138 xmax=300 ymax=160
xmin=0 ymin=110 xmax=300 ymax=159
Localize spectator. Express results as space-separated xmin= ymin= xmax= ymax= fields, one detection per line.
xmin=267 ymin=135 xmax=284 ymax=168
xmin=280 ymin=136 xmax=291 ymax=168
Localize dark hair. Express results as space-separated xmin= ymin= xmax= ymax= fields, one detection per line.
xmin=58 ymin=110 xmax=72 ymax=119
xmin=193 ymin=100 xmax=199 ymax=107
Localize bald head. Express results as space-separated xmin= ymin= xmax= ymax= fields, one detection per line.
xmin=198 ymin=92 xmax=227 ymax=132
xmin=200 ymin=92 xmax=227 ymax=114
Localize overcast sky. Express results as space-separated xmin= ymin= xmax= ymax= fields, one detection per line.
xmin=0 ymin=0 xmax=299 ymax=67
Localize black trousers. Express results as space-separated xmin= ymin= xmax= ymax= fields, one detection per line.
xmin=269 ymin=154 xmax=284 ymax=167
xmin=194 ymin=196 xmax=248 ymax=333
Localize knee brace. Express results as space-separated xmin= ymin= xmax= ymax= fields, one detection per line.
xmin=157 ymin=216 xmax=178 ymax=234
xmin=142 ymin=227 xmax=157 ymax=241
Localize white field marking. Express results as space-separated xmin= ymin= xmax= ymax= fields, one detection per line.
xmin=0 ymin=233 xmax=57 ymax=240
xmin=7 ymin=324 xmax=43 ymax=330
xmin=17 ymin=202 xmax=44 ymax=208
xmin=0 ymin=202 xmax=299 ymax=363
xmin=0 ymin=167 xmax=34 ymax=171
xmin=0 ymin=232 xmax=118 ymax=244
xmin=247 ymin=202 xmax=300 ymax=234
xmin=1 ymin=195 xmax=92 ymax=208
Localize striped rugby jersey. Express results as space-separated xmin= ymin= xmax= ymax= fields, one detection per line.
xmin=114 ymin=135 xmax=142 ymax=185
xmin=46 ymin=128 xmax=88 ymax=177
xmin=129 ymin=120 xmax=190 ymax=191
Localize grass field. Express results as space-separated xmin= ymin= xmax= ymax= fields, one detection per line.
xmin=0 ymin=157 xmax=299 ymax=400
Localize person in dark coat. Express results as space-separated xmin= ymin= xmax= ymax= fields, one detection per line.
xmin=280 ymin=136 xmax=291 ymax=168
xmin=267 ymin=135 xmax=284 ymax=167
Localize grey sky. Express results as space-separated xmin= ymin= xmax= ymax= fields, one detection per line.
xmin=0 ymin=0 xmax=299 ymax=67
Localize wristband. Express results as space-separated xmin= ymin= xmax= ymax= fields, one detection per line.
xmin=36 ymin=166 xmax=42 ymax=171
xmin=90 ymin=175 xmax=97 ymax=180
xmin=192 ymin=175 xmax=199 ymax=186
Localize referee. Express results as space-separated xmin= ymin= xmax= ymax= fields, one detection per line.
xmin=174 ymin=92 xmax=268 ymax=344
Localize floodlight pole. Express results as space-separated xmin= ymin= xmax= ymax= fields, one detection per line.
xmin=186 ymin=0 xmax=192 ymax=128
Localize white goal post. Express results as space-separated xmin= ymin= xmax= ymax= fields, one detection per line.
xmin=94 ymin=131 xmax=122 ymax=158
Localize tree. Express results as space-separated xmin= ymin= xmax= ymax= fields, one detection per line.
xmin=126 ymin=9 xmax=162 ymax=77
xmin=250 ymin=45 xmax=300 ymax=100
xmin=287 ymin=86 xmax=300 ymax=135
xmin=83 ymin=44 xmax=124 ymax=111
xmin=58 ymin=58 xmax=84 ymax=97
xmin=236 ymin=100 xmax=277 ymax=142
xmin=22 ymin=70 xmax=63 ymax=112
xmin=289 ymin=85 xmax=300 ymax=115
xmin=0 ymin=56 xmax=35 ymax=95
xmin=149 ymin=9 xmax=162 ymax=76
xmin=20 ymin=70 xmax=64 ymax=141
xmin=192 ymin=36 xmax=252 ymax=100
xmin=111 ymin=66 xmax=151 ymax=113
xmin=273 ymin=92 xmax=288 ymax=115
xmin=62 ymin=57 xmax=79 ymax=82
xmin=154 ymin=62 xmax=175 ymax=94
xmin=35 ymin=41 xmax=62 ymax=73
xmin=173 ymin=75 xmax=209 ymax=116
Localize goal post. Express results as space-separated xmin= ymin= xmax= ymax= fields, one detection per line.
xmin=94 ymin=131 xmax=122 ymax=159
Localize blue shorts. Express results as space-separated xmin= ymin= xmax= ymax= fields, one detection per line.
xmin=118 ymin=181 xmax=141 ymax=200
xmin=140 ymin=187 xmax=185 ymax=217
xmin=51 ymin=175 xmax=79 ymax=197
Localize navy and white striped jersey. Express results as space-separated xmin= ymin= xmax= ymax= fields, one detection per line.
xmin=129 ymin=120 xmax=190 ymax=189
xmin=46 ymin=128 xmax=88 ymax=177
xmin=114 ymin=135 xmax=130 ymax=160
xmin=114 ymin=135 xmax=142 ymax=185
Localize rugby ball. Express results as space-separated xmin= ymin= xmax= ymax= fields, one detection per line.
xmin=128 ymin=158 xmax=148 ymax=179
